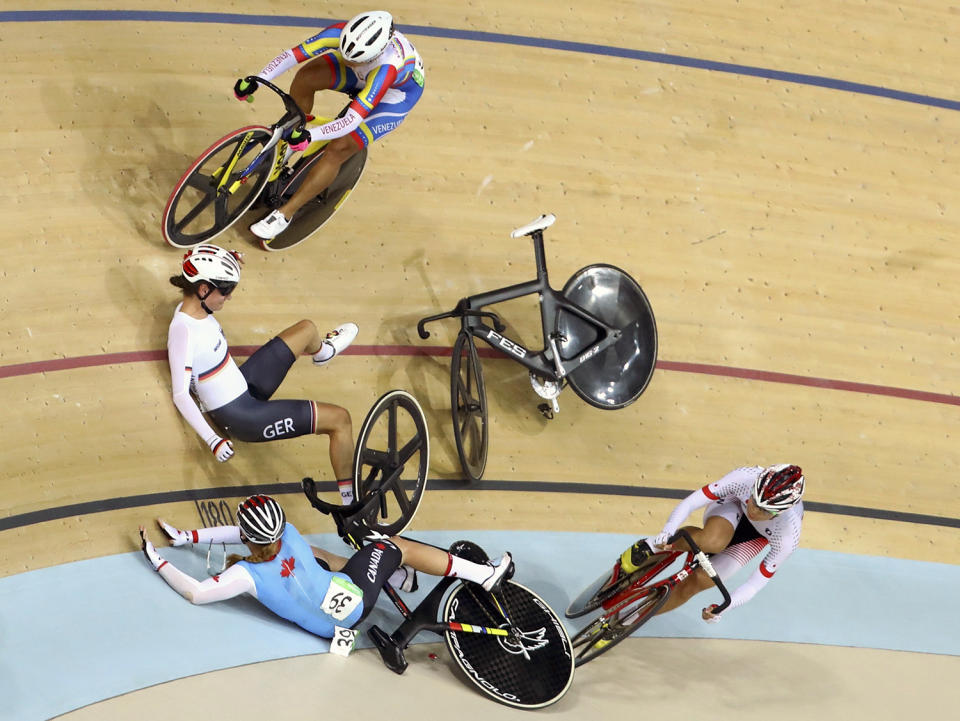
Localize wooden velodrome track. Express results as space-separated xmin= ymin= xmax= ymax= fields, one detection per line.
xmin=2 ymin=1 xmax=959 ymax=718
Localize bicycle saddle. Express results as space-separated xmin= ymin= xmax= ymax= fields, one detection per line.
xmin=510 ymin=213 xmax=556 ymax=238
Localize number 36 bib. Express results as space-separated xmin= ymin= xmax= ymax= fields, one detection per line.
xmin=322 ymin=576 xmax=364 ymax=620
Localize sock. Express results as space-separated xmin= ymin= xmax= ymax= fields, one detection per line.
xmin=387 ymin=567 xmax=406 ymax=587
xmin=445 ymin=553 xmax=495 ymax=585
xmin=337 ymin=479 xmax=354 ymax=505
xmin=312 ymin=342 xmax=335 ymax=364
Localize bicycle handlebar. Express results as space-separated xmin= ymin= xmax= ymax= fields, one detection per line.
xmin=668 ymin=528 xmax=733 ymax=615
xmin=417 ymin=303 xmax=507 ymax=339
xmin=244 ymin=75 xmax=307 ymax=131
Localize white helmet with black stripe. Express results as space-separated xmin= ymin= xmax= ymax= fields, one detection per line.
xmin=237 ymin=494 xmax=286 ymax=544
xmin=339 ymin=11 xmax=394 ymax=63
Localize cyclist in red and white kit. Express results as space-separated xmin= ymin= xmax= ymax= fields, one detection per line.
xmin=620 ymin=464 xmax=805 ymax=622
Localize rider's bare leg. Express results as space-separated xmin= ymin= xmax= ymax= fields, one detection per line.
xmin=654 ymin=516 xmax=735 ymax=615
xmin=278 ymin=136 xmax=361 ymax=218
xmin=278 ymin=56 xmax=364 ymax=220
xmin=277 ymin=319 xmax=324 ymax=356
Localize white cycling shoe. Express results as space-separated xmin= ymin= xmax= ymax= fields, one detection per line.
xmin=314 ymin=322 xmax=359 ymax=367
xmin=250 ymin=209 xmax=290 ymax=240
xmin=481 ymin=552 xmax=515 ymax=592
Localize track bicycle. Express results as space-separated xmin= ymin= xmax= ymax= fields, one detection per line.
xmin=301 ymin=389 xmax=575 ymax=709
xmin=161 ymin=76 xmax=366 ymax=252
xmin=564 ymin=529 xmax=732 ymax=666
xmin=416 ymin=213 xmax=658 ymax=481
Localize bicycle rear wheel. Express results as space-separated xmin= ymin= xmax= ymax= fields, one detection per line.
xmin=570 ymin=584 xmax=669 ymax=666
xmin=450 ymin=331 xmax=488 ymax=482
xmin=352 ymin=390 xmax=429 ymax=536
xmin=443 ymin=580 xmax=575 ymax=709
xmin=560 ymin=264 xmax=657 ymax=410
xmin=258 ymin=145 xmax=368 ymax=251
xmin=162 ymin=126 xmax=277 ymax=248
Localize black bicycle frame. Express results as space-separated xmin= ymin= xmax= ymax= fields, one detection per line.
xmin=419 ymin=229 xmax=623 ymax=382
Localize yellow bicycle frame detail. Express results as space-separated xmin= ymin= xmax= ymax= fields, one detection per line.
xmin=217 ymin=130 xmax=255 ymax=192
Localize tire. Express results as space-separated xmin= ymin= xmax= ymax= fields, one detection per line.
xmin=566 ymin=563 xmax=629 ymax=619
xmin=351 ymin=390 xmax=429 ymax=536
xmin=443 ymin=581 xmax=575 ymax=709
xmin=450 ymin=332 xmax=488 ymax=482
xmin=162 ymin=126 xmax=277 ymax=248
xmin=560 ymin=264 xmax=657 ymax=410
xmin=570 ymin=584 xmax=670 ymax=666
xmin=259 ymin=145 xmax=368 ymax=252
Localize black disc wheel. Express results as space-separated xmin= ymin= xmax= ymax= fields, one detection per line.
xmin=258 ymin=145 xmax=367 ymax=251
xmin=162 ymin=125 xmax=277 ymax=248
xmin=443 ymin=580 xmax=575 ymax=709
xmin=450 ymin=331 xmax=488 ymax=482
xmin=352 ymin=390 xmax=429 ymax=536
xmin=560 ymin=264 xmax=657 ymax=410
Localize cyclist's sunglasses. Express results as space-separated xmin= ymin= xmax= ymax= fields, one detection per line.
xmin=212 ymin=281 xmax=237 ymax=296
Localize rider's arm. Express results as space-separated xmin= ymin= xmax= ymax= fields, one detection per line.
xmin=306 ymin=65 xmax=400 ymax=142
xmin=722 ymin=558 xmax=775 ymax=611
xmin=157 ymin=558 xmax=256 ymax=604
xmin=167 ymin=321 xmax=222 ymax=448
xmin=660 ymin=487 xmax=714 ymax=537
xmin=256 ymin=25 xmax=345 ymax=82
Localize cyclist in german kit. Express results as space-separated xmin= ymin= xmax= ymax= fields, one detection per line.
xmin=620 ymin=464 xmax=805 ymax=622
xmin=236 ymin=10 xmax=426 ymax=241
xmin=138 ymin=495 xmax=514 ymax=639
xmin=167 ymin=245 xmax=358 ymax=499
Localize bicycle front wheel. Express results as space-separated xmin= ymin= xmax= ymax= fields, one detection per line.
xmin=352 ymin=390 xmax=429 ymax=537
xmin=443 ymin=581 xmax=575 ymax=709
xmin=570 ymin=584 xmax=669 ymax=666
xmin=450 ymin=331 xmax=488 ymax=482
xmin=162 ymin=126 xmax=277 ymax=248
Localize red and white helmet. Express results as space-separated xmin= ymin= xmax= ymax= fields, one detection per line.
xmin=339 ymin=11 xmax=394 ymax=63
xmin=181 ymin=244 xmax=241 ymax=293
xmin=753 ymin=464 xmax=804 ymax=513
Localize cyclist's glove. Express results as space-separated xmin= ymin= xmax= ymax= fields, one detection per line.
xmin=233 ymin=77 xmax=258 ymax=102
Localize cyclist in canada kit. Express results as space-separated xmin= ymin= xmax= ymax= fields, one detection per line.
xmin=167 ymin=244 xmax=358 ymax=500
xmin=620 ymin=464 xmax=805 ymax=621
xmin=235 ymin=10 xmax=425 ymax=242
xmin=138 ymin=495 xmax=514 ymax=639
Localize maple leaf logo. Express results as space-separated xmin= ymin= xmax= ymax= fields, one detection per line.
xmin=280 ymin=556 xmax=296 ymax=578
xmin=212 ymin=575 xmax=220 ymax=583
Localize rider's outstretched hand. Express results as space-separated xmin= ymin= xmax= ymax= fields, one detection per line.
xmin=233 ymin=77 xmax=258 ymax=102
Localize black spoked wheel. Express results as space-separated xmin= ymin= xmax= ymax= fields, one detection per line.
xmin=560 ymin=264 xmax=658 ymax=410
xmin=570 ymin=584 xmax=670 ymax=666
xmin=258 ymin=145 xmax=368 ymax=251
xmin=162 ymin=125 xmax=277 ymax=248
xmin=351 ymin=390 xmax=429 ymax=536
xmin=450 ymin=331 xmax=488 ymax=482
xmin=443 ymin=580 xmax=575 ymax=709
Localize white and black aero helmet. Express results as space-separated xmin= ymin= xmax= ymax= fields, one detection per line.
xmin=339 ymin=11 xmax=394 ymax=63
xmin=181 ymin=244 xmax=242 ymax=294
xmin=236 ymin=495 xmax=286 ymax=544
xmin=752 ymin=464 xmax=804 ymax=513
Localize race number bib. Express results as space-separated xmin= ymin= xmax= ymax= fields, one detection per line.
xmin=330 ymin=626 xmax=358 ymax=657
xmin=322 ymin=576 xmax=364 ymax=621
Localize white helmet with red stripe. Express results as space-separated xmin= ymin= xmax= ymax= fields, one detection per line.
xmin=181 ymin=244 xmax=241 ymax=294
